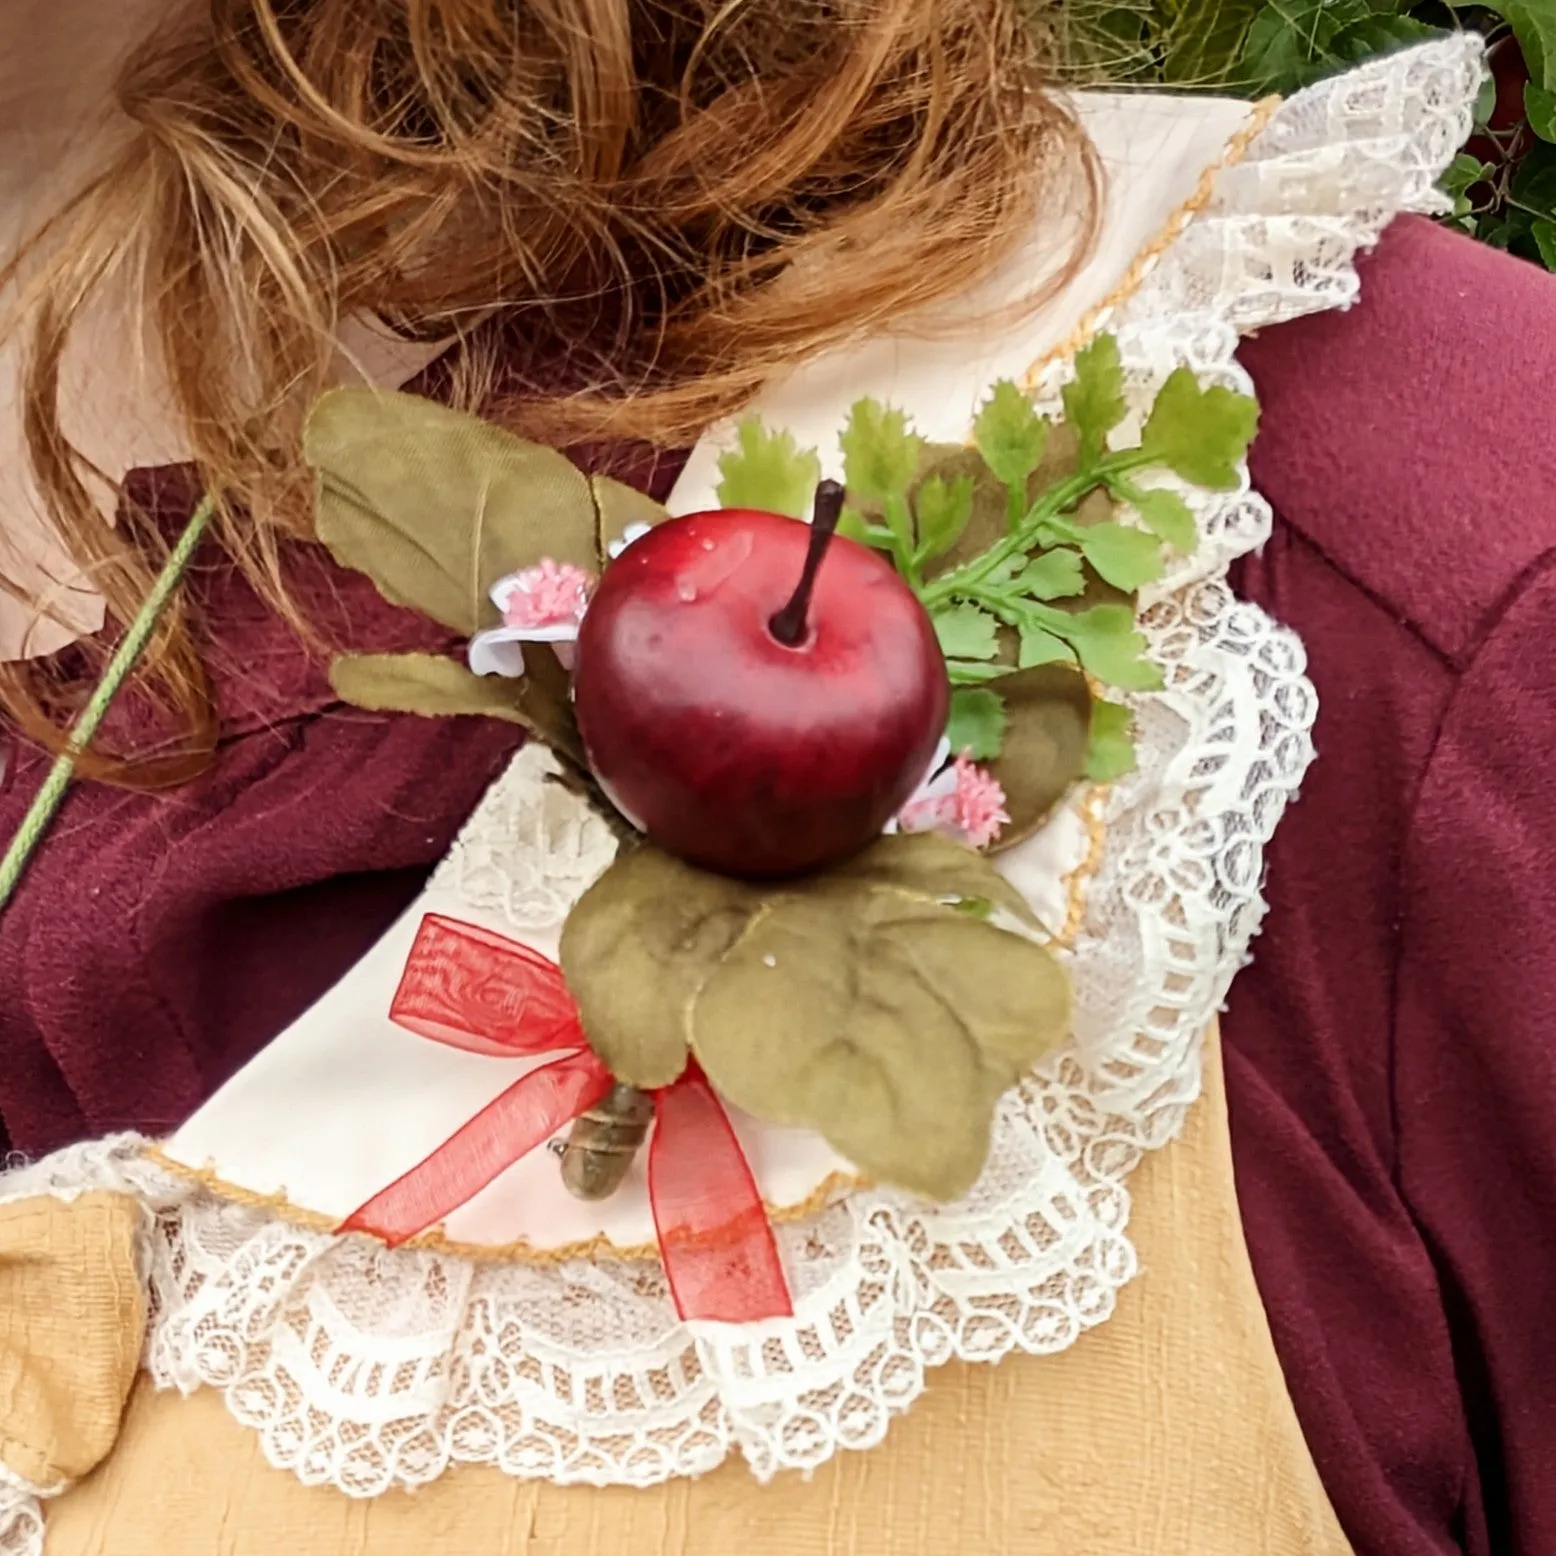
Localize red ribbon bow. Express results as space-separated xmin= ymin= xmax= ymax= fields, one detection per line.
xmin=339 ymin=914 xmax=793 ymax=1324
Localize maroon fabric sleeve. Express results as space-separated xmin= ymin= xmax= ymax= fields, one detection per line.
xmin=0 ymin=495 xmax=526 ymax=1152
xmin=0 ymin=451 xmax=679 ymax=1156
xmin=1230 ymin=215 xmax=1556 ymax=1556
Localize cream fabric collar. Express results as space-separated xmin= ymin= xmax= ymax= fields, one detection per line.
xmin=158 ymin=88 xmax=1266 ymax=1251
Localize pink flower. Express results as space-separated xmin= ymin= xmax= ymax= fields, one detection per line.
xmin=946 ymin=756 xmax=1010 ymax=849
xmin=893 ymin=744 xmax=1008 ymax=849
xmin=469 ymin=560 xmax=595 ymax=678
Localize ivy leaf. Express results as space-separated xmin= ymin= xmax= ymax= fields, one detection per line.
xmin=1059 ymin=604 xmax=1164 ymax=691
xmin=329 ymin=652 xmax=537 ymax=724
xmin=305 ymin=389 xmax=599 ymax=633
xmin=1061 ymin=334 xmax=1128 ymax=465
xmin=1513 ymin=140 xmax=1556 ymax=223
xmin=1140 ymin=368 xmax=1259 ymax=490
xmin=715 ymin=419 xmax=821 ymax=518
xmin=1159 ymin=0 xmax=1262 ymax=85
xmin=1505 ymin=2 xmax=1556 ymax=94
xmin=946 ymin=687 xmax=1007 ymax=759
xmin=1129 ymin=487 xmax=1198 ymax=554
xmin=1535 ymin=218 xmax=1556 ymax=270
xmin=984 ymin=665 xmax=1092 ymax=852
xmin=973 ymin=380 xmax=1050 ymax=494
xmin=1329 ymin=14 xmax=1446 ymax=70
xmin=1530 ymin=82 xmax=1556 ymax=143
xmin=1013 ymin=549 xmax=1086 ymax=600
xmin=1017 ymin=624 xmax=1074 ymax=668
xmin=1234 ymin=0 xmax=1378 ymax=93
xmin=933 ymin=604 xmax=1000 ymax=661
xmin=915 ymin=473 xmax=975 ymax=560
xmin=840 ymin=399 xmax=923 ymax=507
xmin=1441 ymin=152 xmax=1492 ymax=205
xmin=1085 ymin=698 xmax=1138 ymax=782
xmin=1076 ymin=522 xmax=1164 ymax=592
xmin=1475 ymin=72 xmax=1498 ymax=131
xmin=689 ymin=835 xmax=1070 ymax=1201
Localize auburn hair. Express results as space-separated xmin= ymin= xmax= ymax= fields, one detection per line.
xmin=0 ymin=0 xmax=1098 ymax=783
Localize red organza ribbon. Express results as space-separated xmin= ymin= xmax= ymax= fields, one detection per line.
xmin=339 ymin=913 xmax=793 ymax=1323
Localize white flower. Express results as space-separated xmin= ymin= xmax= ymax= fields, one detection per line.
xmin=468 ymin=559 xmax=594 ymax=678
xmin=607 ymin=521 xmax=653 ymax=561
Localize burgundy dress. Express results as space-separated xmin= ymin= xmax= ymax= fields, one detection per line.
xmin=1 ymin=217 xmax=1552 ymax=1556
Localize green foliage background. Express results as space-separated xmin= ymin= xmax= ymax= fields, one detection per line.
xmin=1054 ymin=1 xmax=1556 ymax=271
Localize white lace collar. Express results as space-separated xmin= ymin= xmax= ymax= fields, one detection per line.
xmin=1 ymin=36 xmax=1484 ymax=1507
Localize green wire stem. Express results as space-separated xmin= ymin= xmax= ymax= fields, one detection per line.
xmin=0 ymin=493 xmax=216 ymax=918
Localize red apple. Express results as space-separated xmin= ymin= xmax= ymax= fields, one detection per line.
xmin=572 ymin=482 xmax=949 ymax=877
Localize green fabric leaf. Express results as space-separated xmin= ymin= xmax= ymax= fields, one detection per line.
xmin=837 ymin=508 xmax=897 ymax=551
xmin=1017 ymin=624 xmax=1074 ymax=669
xmin=1129 ymin=488 xmax=1198 ymax=554
xmin=915 ymin=474 xmax=976 ymax=561
xmin=330 ymin=646 xmax=593 ymax=777
xmin=559 ymin=847 xmax=756 ymax=1089
xmin=1059 ymin=604 xmax=1164 ymax=691
xmin=592 ymin=474 xmax=670 ymax=557
xmin=973 ymin=380 xmax=1051 ymax=493
xmin=1061 ymin=334 xmax=1128 ymax=465
xmin=559 ymin=834 xmax=1069 ymax=1201
xmin=912 ymin=446 xmax=1023 ymax=580
xmin=985 ymin=665 xmax=1092 ymax=852
xmin=840 ymin=399 xmax=923 ymax=507
xmin=1085 ymin=698 xmax=1138 ymax=782
xmin=1139 ymin=368 xmax=1259 ymax=490
xmin=714 ymin=419 xmax=821 ymax=518
xmin=329 ymin=652 xmax=536 ymax=723
xmin=908 ymin=434 xmax=1098 ymax=586
xmin=933 ymin=605 xmax=1000 ymax=661
xmin=828 ymin=831 xmax=1039 ymax=929
xmin=513 ymin=642 xmax=589 ymax=770
xmin=1013 ymin=550 xmax=1086 ymax=600
xmin=689 ymin=835 xmax=1070 ymax=1201
xmin=946 ymin=686 xmax=1007 ymax=759
xmin=947 ymin=661 xmax=1011 ymax=686
xmin=1076 ymin=522 xmax=1164 ymax=592
xmin=305 ymin=389 xmax=599 ymax=633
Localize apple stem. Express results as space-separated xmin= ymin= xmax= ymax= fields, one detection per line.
xmin=769 ymin=479 xmax=845 ymax=647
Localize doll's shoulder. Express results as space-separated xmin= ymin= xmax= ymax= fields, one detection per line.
xmin=1240 ymin=215 xmax=1556 ymax=670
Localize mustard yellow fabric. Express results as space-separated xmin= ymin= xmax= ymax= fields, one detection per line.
xmin=4 ymin=1034 xmax=1353 ymax=1555
xmin=0 ymin=1191 xmax=143 ymax=1491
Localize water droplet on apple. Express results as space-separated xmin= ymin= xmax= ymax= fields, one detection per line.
xmin=700 ymin=538 xmax=715 ymax=551
xmin=676 ymin=578 xmax=698 ymax=602
xmin=763 ymin=954 xmax=778 ymax=968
